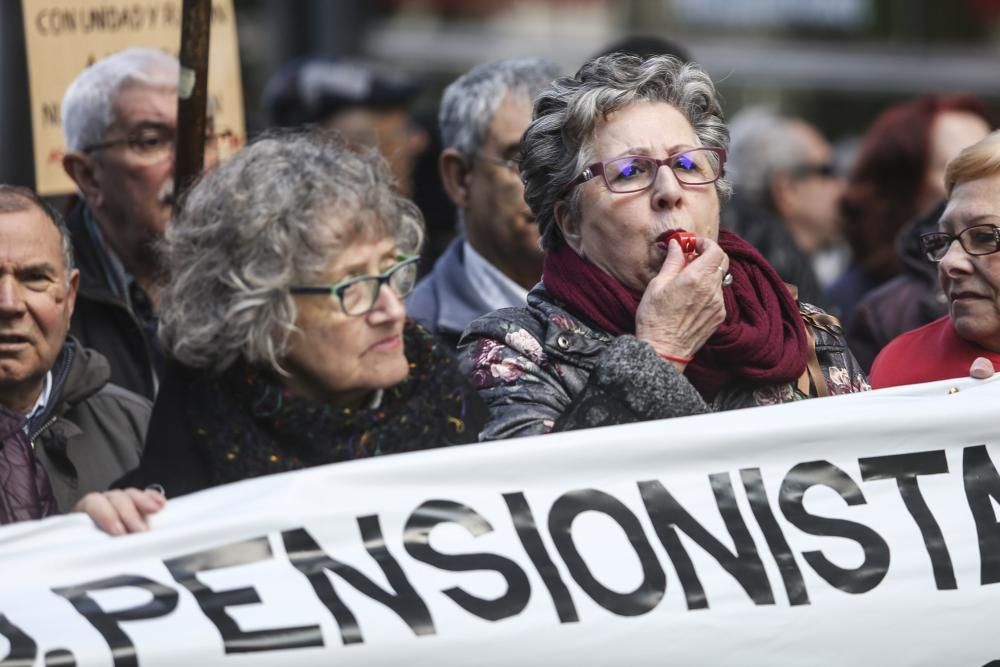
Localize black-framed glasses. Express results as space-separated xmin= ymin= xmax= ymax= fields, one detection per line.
xmin=788 ymin=162 xmax=837 ymax=180
xmin=289 ymin=255 xmax=420 ymax=316
xmin=563 ymin=146 xmax=726 ymax=195
xmin=920 ymin=225 xmax=1000 ymax=262
xmin=82 ymin=122 xmax=231 ymax=164
xmin=475 ymin=152 xmax=520 ymax=174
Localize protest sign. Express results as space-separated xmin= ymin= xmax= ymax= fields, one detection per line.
xmin=20 ymin=0 xmax=245 ymax=195
xmin=1 ymin=377 xmax=999 ymax=666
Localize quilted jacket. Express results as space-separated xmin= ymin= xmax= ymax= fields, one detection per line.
xmin=460 ymin=285 xmax=870 ymax=441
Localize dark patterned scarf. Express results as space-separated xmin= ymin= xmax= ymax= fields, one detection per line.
xmin=186 ymin=322 xmax=481 ymax=486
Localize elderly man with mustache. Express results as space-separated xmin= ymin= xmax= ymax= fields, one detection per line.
xmin=60 ymin=48 xmax=221 ymax=399
xmin=0 ymin=186 xmax=150 ymax=525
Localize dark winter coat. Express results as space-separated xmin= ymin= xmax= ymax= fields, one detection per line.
xmin=67 ymin=203 xmax=158 ymax=399
xmin=459 ymin=286 xmax=869 ymax=441
xmin=116 ymin=323 xmax=486 ymax=498
xmin=845 ymin=202 xmax=948 ymax=372
xmin=30 ymin=339 xmax=151 ymax=512
xmin=722 ymin=195 xmax=826 ymax=309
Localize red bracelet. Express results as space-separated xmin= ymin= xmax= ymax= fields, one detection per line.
xmin=659 ymin=352 xmax=693 ymax=364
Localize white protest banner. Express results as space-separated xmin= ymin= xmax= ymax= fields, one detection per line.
xmin=20 ymin=0 xmax=245 ymax=195
xmin=2 ymin=377 xmax=1000 ymax=666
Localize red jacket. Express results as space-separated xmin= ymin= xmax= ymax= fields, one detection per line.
xmin=870 ymin=315 xmax=1000 ymax=388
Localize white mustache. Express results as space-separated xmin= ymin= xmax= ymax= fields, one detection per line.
xmin=158 ymin=179 xmax=175 ymax=206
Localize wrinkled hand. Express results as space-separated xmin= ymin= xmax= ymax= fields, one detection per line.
xmin=74 ymin=488 xmax=166 ymax=536
xmin=970 ymin=357 xmax=995 ymax=379
xmin=635 ymin=236 xmax=728 ymax=370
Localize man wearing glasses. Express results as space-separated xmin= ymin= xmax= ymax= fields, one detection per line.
xmin=60 ymin=48 xmax=220 ymax=399
xmin=408 ymin=57 xmax=561 ymax=348
xmin=871 ymin=130 xmax=1000 ymax=387
xmin=723 ymin=108 xmax=847 ymax=308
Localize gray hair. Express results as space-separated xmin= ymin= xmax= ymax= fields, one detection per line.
xmin=62 ymin=48 xmax=179 ymax=152
xmin=0 ymin=185 xmax=74 ymax=277
xmin=521 ymin=53 xmax=731 ymax=250
xmin=726 ymin=107 xmax=813 ymax=210
xmin=439 ymin=56 xmax=561 ymax=162
xmin=159 ymin=129 xmax=425 ymax=373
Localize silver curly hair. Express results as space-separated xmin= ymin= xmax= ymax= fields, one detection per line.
xmin=62 ymin=48 xmax=178 ymax=152
xmin=439 ymin=56 xmax=561 ymax=162
xmin=521 ymin=53 xmax=731 ymax=250
xmin=159 ymin=129 xmax=425 ymax=373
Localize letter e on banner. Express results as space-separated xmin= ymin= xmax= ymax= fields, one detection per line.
xmin=165 ymin=536 xmax=322 ymax=653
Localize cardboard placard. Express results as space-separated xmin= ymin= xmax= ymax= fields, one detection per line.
xmin=21 ymin=0 xmax=245 ymax=195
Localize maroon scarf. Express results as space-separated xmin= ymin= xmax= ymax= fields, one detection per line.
xmin=542 ymin=228 xmax=809 ymax=400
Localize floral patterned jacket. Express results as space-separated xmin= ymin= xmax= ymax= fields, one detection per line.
xmin=459 ymin=285 xmax=870 ymax=441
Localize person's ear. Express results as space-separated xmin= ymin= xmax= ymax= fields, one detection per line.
xmin=439 ymin=148 xmax=472 ymax=209
xmin=554 ymin=200 xmax=583 ymax=255
xmin=64 ymin=268 xmax=80 ymax=319
xmin=62 ymin=152 xmax=104 ymax=208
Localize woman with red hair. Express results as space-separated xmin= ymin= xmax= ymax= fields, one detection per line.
xmin=828 ymin=95 xmax=992 ymax=321
xmin=871 ymin=131 xmax=1000 ymax=387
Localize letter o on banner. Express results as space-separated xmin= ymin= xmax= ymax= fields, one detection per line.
xmin=548 ymin=489 xmax=666 ymax=616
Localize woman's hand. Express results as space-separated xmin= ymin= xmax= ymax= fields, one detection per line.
xmin=635 ymin=237 xmax=728 ymax=371
xmin=74 ymin=488 xmax=166 ymax=536
xmin=970 ymin=357 xmax=995 ymax=379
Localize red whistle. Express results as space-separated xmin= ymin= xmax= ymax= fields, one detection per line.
xmin=656 ymin=230 xmax=698 ymax=263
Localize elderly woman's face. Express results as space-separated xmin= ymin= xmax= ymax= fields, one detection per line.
xmin=938 ymin=171 xmax=1000 ymax=352
xmin=282 ymin=236 xmax=409 ymax=405
xmin=567 ymin=101 xmax=721 ymax=292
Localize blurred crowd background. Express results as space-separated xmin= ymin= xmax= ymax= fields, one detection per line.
xmin=3 ymin=0 xmax=1000 ymax=188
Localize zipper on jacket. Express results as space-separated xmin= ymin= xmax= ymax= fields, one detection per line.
xmin=29 ymin=415 xmax=59 ymax=447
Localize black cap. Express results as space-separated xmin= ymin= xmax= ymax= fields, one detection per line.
xmin=264 ymin=58 xmax=421 ymax=127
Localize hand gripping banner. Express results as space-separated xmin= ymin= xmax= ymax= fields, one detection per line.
xmin=2 ymin=377 xmax=1000 ymax=666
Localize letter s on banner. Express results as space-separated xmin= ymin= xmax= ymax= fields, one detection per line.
xmin=779 ymin=461 xmax=890 ymax=594
xmin=405 ymin=500 xmax=531 ymax=622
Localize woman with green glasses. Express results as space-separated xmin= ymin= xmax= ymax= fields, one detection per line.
xmin=76 ymin=130 xmax=485 ymax=535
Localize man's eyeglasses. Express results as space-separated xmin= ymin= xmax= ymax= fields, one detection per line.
xmin=788 ymin=162 xmax=837 ymax=180
xmin=920 ymin=224 xmax=1000 ymax=262
xmin=476 ymin=152 xmax=520 ymax=175
xmin=289 ymin=255 xmax=420 ymax=316
xmin=82 ymin=123 xmax=231 ymax=164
